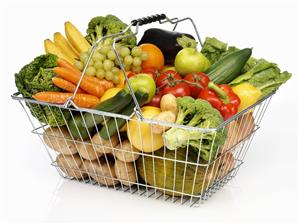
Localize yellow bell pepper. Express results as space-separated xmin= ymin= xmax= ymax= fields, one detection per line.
xmin=127 ymin=106 xmax=164 ymax=152
xmin=232 ymin=82 xmax=262 ymax=112
xmin=100 ymin=87 xmax=122 ymax=102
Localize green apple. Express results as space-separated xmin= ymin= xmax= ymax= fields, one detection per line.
xmin=174 ymin=48 xmax=210 ymax=76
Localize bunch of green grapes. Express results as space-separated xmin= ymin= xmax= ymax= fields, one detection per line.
xmin=74 ymin=44 xmax=148 ymax=85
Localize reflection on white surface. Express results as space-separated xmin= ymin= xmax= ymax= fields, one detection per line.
xmin=45 ymin=177 xmax=240 ymax=222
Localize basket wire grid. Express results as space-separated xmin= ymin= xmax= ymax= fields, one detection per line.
xmin=11 ymin=14 xmax=274 ymax=207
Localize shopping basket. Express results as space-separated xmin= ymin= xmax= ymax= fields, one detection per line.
xmin=11 ymin=14 xmax=274 ymax=207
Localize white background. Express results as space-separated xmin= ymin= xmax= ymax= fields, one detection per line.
xmin=1 ymin=0 xmax=298 ymax=223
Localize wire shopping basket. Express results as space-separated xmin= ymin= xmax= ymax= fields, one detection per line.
xmin=11 ymin=14 xmax=274 ymax=207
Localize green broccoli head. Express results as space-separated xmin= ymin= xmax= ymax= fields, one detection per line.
xmin=15 ymin=54 xmax=69 ymax=127
xmin=163 ymin=97 xmax=226 ymax=162
xmin=85 ymin=14 xmax=136 ymax=47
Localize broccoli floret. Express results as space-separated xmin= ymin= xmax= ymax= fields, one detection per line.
xmin=163 ymin=97 xmax=226 ymax=162
xmin=15 ymin=54 xmax=70 ymax=126
xmin=85 ymin=14 xmax=136 ymax=47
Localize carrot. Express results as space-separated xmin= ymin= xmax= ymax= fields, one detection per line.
xmin=88 ymin=77 xmax=114 ymax=90
xmin=32 ymin=91 xmax=100 ymax=108
xmin=53 ymin=67 xmax=104 ymax=98
xmin=52 ymin=77 xmax=85 ymax=93
xmin=57 ymin=58 xmax=115 ymax=90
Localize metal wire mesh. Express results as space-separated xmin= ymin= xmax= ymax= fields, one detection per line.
xmin=12 ymin=92 xmax=273 ymax=207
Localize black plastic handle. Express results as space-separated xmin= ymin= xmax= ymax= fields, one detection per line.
xmin=131 ymin=14 xmax=166 ymax=26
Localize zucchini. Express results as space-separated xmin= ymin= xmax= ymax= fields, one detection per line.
xmin=68 ymin=90 xmax=132 ymax=140
xmin=206 ymin=48 xmax=252 ymax=84
xmin=99 ymin=91 xmax=149 ymax=140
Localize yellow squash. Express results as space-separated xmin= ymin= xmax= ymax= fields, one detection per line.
xmin=64 ymin=21 xmax=91 ymax=54
xmin=127 ymin=106 xmax=164 ymax=152
xmin=100 ymin=87 xmax=122 ymax=102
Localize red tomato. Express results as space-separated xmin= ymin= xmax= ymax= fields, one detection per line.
xmin=156 ymin=70 xmax=182 ymax=89
xmin=141 ymin=67 xmax=158 ymax=80
xmin=145 ymin=93 xmax=162 ymax=107
xmin=162 ymin=83 xmax=190 ymax=97
xmin=127 ymin=71 xmax=136 ymax=78
xmin=184 ymin=72 xmax=210 ymax=98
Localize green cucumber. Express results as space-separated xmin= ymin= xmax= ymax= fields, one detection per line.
xmin=99 ymin=91 xmax=149 ymax=140
xmin=206 ymin=48 xmax=252 ymax=84
xmin=68 ymin=90 xmax=132 ymax=140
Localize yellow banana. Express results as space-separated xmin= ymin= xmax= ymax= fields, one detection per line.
xmin=64 ymin=21 xmax=91 ymax=54
xmin=54 ymin=32 xmax=79 ymax=58
xmin=44 ymin=39 xmax=75 ymax=64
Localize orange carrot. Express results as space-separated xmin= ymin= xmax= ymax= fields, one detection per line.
xmin=53 ymin=67 xmax=104 ymax=98
xmin=57 ymin=58 xmax=115 ymax=90
xmin=52 ymin=77 xmax=85 ymax=93
xmin=88 ymin=77 xmax=114 ymax=90
xmin=32 ymin=91 xmax=100 ymax=108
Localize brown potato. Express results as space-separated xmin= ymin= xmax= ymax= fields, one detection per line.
xmin=160 ymin=93 xmax=177 ymax=115
xmin=92 ymin=133 xmax=119 ymax=154
xmin=83 ymin=159 xmax=119 ymax=186
xmin=114 ymin=140 xmax=140 ymax=162
xmin=114 ymin=160 xmax=137 ymax=186
xmin=43 ymin=127 xmax=77 ymax=155
xmin=151 ymin=111 xmax=176 ymax=134
xmin=76 ymin=140 xmax=102 ymax=160
xmin=220 ymin=112 xmax=255 ymax=154
xmin=216 ymin=153 xmax=236 ymax=180
xmin=56 ymin=154 xmax=87 ymax=179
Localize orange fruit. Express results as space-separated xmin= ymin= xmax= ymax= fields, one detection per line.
xmin=139 ymin=43 xmax=164 ymax=70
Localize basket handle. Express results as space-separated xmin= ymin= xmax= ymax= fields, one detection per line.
xmin=131 ymin=14 xmax=166 ymax=26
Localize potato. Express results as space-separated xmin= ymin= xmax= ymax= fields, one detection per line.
xmin=217 ymin=152 xmax=236 ymax=180
xmin=76 ymin=140 xmax=102 ymax=160
xmin=43 ymin=127 xmax=77 ymax=155
xmin=56 ymin=154 xmax=87 ymax=179
xmin=220 ymin=112 xmax=255 ymax=154
xmin=160 ymin=93 xmax=177 ymax=115
xmin=83 ymin=159 xmax=119 ymax=186
xmin=114 ymin=140 xmax=140 ymax=162
xmin=92 ymin=133 xmax=119 ymax=154
xmin=151 ymin=111 xmax=176 ymax=134
xmin=114 ymin=160 xmax=137 ymax=186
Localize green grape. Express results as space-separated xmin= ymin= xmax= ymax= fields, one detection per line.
xmin=140 ymin=52 xmax=149 ymax=61
xmin=131 ymin=46 xmax=142 ymax=57
xmin=115 ymin=43 xmax=122 ymax=50
xmin=99 ymin=45 xmax=110 ymax=55
xmin=98 ymin=53 xmax=106 ymax=61
xmin=103 ymin=60 xmax=114 ymax=71
xmin=86 ymin=59 xmax=94 ymax=66
xmin=94 ymin=61 xmax=103 ymax=70
xmin=124 ymin=55 xmax=133 ymax=66
xmin=107 ymin=50 xmax=116 ymax=60
xmin=111 ymin=67 xmax=119 ymax=75
xmin=74 ymin=60 xmax=83 ymax=71
xmin=133 ymin=57 xmax=142 ymax=67
xmin=80 ymin=52 xmax=89 ymax=62
xmin=112 ymin=75 xmax=120 ymax=85
xmin=96 ymin=69 xmax=105 ymax=79
xmin=86 ymin=66 xmax=96 ymax=76
xmin=92 ymin=52 xmax=102 ymax=61
xmin=119 ymin=47 xmax=130 ymax=57
xmin=124 ymin=64 xmax=131 ymax=71
xmin=132 ymin=66 xmax=142 ymax=73
xmin=105 ymin=71 xmax=114 ymax=81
